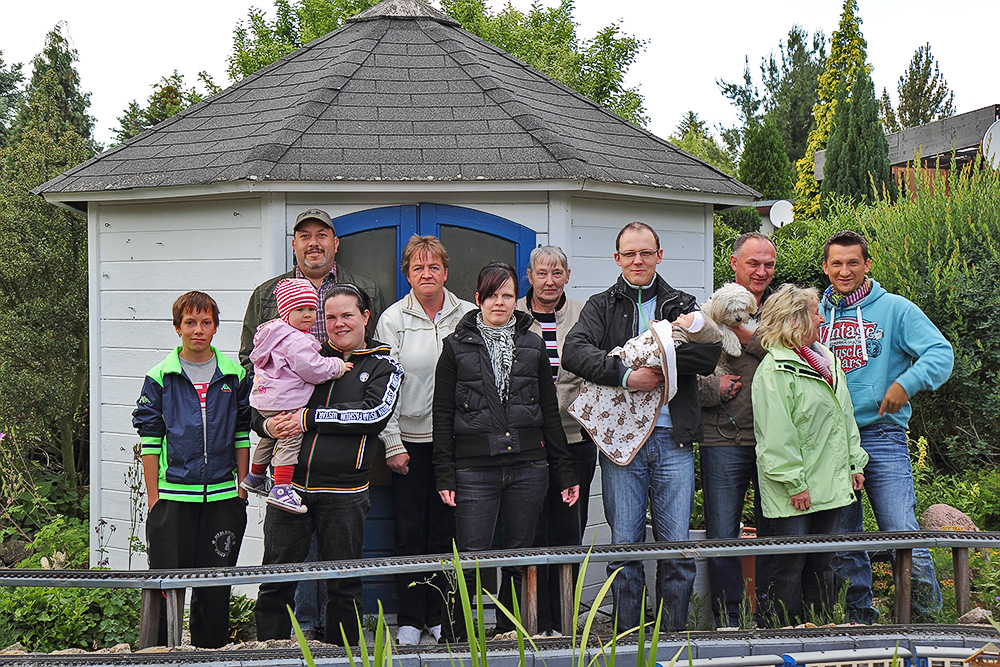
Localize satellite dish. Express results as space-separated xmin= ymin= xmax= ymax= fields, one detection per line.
xmin=769 ymin=200 xmax=794 ymax=228
xmin=985 ymin=120 xmax=1000 ymax=170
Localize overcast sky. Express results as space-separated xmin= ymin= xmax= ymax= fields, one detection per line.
xmin=2 ymin=0 xmax=996 ymax=148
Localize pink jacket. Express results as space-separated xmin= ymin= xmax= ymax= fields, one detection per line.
xmin=249 ymin=319 xmax=346 ymax=411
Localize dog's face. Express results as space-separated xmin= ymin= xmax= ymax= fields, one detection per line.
xmin=703 ymin=283 xmax=758 ymax=328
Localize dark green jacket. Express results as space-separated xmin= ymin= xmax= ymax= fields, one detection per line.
xmin=239 ymin=265 xmax=385 ymax=374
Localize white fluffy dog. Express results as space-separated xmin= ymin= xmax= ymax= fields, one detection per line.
xmin=701 ymin=282 xmax=758 ymax=359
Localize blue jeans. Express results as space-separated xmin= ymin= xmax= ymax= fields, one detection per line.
xmin=601 ymin=428 xmax=695 ymax=632
xmin=834 ymin=423 xmax=942 ymax=622
xmin=293 ymin=536 xmax=326 ymax=633
xmin=700 ymin=444 xmax=762 ymax=627
xmin=455 ymin=461 xmax=549 ymax=633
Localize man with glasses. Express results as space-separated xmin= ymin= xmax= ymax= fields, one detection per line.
xmin=564 ymin=222 xmax=721 ymax=632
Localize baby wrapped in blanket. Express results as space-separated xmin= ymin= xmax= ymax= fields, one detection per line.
xmin=568 ymin=312 xmax=720 ymax=465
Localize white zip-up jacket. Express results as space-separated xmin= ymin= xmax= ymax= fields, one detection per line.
xmin=376 ymin=288 xmax=476 ymax=457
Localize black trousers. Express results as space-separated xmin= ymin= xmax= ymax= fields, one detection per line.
xmin=533 ymin=438 xmax=597 ymax=633
xmin=758 ymin=506 xmax=843 ymax=627
xmin=145 ymin=497 xmax=247 ymax=648
xmin=392 ymin=441 xmax=456 ymax=629
xmin=255 ymin=490 xmax=369 ymax=645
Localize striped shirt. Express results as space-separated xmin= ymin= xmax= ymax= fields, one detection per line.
xmin=294 ymin=264 xmax=340 ymax=343
xmin=531 ymin=310 xmax=559 ymax=378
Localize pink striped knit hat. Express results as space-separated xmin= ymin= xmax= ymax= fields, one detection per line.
xmin=273 ymin=278 xmax=318 ymax=322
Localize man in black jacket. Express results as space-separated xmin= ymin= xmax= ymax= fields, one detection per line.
xmin=563 ymin=222 xmax=721 ymax=632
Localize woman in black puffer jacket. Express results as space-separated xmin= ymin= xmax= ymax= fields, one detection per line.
xmin=433 ymin=262 xmax=578 ymax=636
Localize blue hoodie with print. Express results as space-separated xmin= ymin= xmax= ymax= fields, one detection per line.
xmin=819 ymin=279 xmax=953 ymax=429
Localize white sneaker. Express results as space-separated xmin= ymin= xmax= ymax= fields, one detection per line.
xmin=396 ymin=625 xmax=421 ymax=646
xmin=428 ymin=624 xmax=443 ymax=642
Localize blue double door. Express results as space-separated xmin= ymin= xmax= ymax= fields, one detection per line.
xmin=333 ymin=203 xmax=536 ymax=303
xmin=329 ymin=203 xmax=536 ymax=613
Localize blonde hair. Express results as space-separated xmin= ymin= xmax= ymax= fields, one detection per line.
xmin=758 ymin=284 xmax=821 ymax=349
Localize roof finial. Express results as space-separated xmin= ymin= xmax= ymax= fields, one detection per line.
xmin=348 ymin=0 xmax=461 ymax=26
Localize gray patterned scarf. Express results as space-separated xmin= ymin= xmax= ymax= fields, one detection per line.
xmin=477 ymin=313 xmax=516 ymax=405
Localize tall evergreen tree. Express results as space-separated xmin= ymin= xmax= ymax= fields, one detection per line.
xmin=895 ymin=42 xmax=954 ymax=129
xmin=113 ymin=71 xmax=219 ymax=144
xmin=794 ymin=0 xmax=868 ymax=219
xmin=0 ymin=50 xmax=24 ymax=148
xmin=0 ymin=69 xmax=93 ymax=495
xmin=879 ymin=87 xmax=901 ymax=132
xmin=739 ymin=119 xmax=793 ymax=199
xmin=670 ymin=111 xmax=736 ymax=175
xmin=717 ymin=26 xmax=826 ymax=173
xmin=13 ymin=23 xmax=94 ymax=147
xmin=820 ymin=66 xmax=897 ymax=209
xmin=228 ymin=0 xmax=648 ymax=125
xmin=717 ymin=57 xmax=761 ymax=156
xmin=761 ymin=26 xmax=826 ymax=171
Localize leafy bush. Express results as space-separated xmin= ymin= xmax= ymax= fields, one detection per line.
xmin=0 ymin=586 xmax=140 ymax=652
xmin=858 ymin=161 xmax=1000 ymax=470
xmin=16 ymin=514 xmax=89 ymax=569
xmin=719 ymin=206 xmax=762 ymax=236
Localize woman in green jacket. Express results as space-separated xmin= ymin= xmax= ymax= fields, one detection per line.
xmin=752 ymin=284 xmax=868 ymax=626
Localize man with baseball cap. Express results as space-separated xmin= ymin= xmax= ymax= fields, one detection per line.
xmin=240 ymin=208 xmax=385 ymax=373
xmin=239 ymin=208 xmax=385 ymax=641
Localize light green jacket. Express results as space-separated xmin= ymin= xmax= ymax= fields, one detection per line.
xmin=751 ymin=344 xmax=868 ymax=519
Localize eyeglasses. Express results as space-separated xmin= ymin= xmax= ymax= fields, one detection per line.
xmin=617 ymin=250 xmax=658 ymax=260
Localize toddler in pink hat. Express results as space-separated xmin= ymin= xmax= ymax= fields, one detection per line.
xmin=243 ymin=278 xmax=352 ymax=513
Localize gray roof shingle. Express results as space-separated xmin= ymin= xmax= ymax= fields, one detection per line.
xmin=37 ymin=0 xmax=756 ymax=199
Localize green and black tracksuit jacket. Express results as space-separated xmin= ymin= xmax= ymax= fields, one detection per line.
xmin=133 ymin=346 xmax=252 ymax=502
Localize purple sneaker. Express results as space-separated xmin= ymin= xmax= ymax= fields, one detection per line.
xmin=240 ymin=472 xmax=270 ymax=496
xmin=266 ymin=484 xmax=308 ymax=514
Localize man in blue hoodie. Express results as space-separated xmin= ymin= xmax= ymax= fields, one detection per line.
xmin=819 ymin=230 xmax=953 ymax=623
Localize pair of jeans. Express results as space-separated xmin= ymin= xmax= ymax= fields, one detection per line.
xmin=256 ymin=490 xmax=369 ymax=645
xmin=534 ymin=438 xmax=598 ymax=633
xmin=455 ymin=460 xmax=549 ymax=633
xmin=145 ymin=498 xmax=247 ymax=648
xmin=293 ymin=536 xmax=326 ymax=634
xmin=600 ymin=427 xmax=695 ymax=632
xmin=833 ymin=423 xmax=942 ymax=623
xmin=392 ymin=442 xmax=456 ymax=630
xmin=700 ymin=444 xmax=769 ymax=627
xmin=759 ymin=506 xmax=842 ymax=627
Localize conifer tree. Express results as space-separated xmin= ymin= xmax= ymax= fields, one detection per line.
xmin=0 ymin=50 xmax=23 ymax=148
xmin=739 ymin=119 xmax=793 ymax=199
xmin=896 ymin=42 xmax=954 ymax=128
xmin=793 ymin=0 xmax=868 ymax=219
xmin=0 ymin=69 xmax=93 ymax=493
xmin=879 ymin=87 xmax=900 ymax=132
xmin=13 ymin=23 xmax=94 ymax=147
xmin=820 ymin=66 xmax=897 ymax=209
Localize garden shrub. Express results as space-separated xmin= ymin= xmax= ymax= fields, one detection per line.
xmin=0 ymin=586 xmax=140 ymax=652
xmin=858 ymin=161 xmax=1000 ymax=470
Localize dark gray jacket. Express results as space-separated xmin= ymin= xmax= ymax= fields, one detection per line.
xmin=562 ymin=274 xmax=721 ymax=445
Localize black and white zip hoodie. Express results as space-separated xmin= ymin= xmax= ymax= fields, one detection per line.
xmin=251 ymin=339 xmax=403 ymax=493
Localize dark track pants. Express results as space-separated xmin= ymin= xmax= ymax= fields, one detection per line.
xmin=145 ymin=497 xmax=247 ymax=648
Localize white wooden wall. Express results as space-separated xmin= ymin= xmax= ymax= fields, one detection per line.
xmin=88 ymin=188 xmax=716 ymax=608
xmin=89 ymin=196 xmax=271 ymax=574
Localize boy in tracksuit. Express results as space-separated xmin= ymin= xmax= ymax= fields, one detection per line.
xmin=133 ymin=291 xmax=251 ymax=648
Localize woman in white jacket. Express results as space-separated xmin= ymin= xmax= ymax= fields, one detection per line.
xmin=375 ymin=236 xmax=475 ymax=645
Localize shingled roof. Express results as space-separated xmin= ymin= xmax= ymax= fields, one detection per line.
xmin=37 ymin=0 xmax=756 ymax=199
